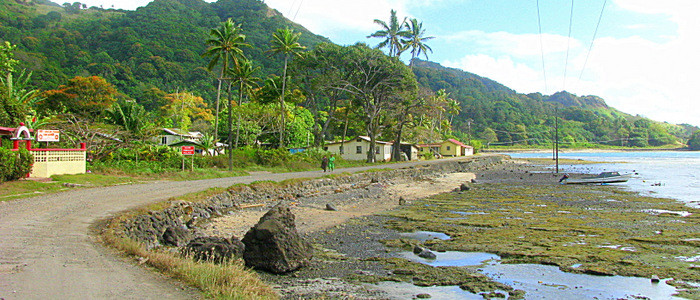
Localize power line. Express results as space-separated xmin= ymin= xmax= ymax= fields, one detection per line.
xmin=562 ymin=0 xmax=575 ymax=91
xmin=292 ymin=0 xmax=304 ymax=21
xmin=577 ymin=0 xmax=608 ymax=83
xmin=536 ymin=0 xmax=549 ymax=94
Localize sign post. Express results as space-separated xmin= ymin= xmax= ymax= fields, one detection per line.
xmin=181 ymin=146 xmax=195 ymax=171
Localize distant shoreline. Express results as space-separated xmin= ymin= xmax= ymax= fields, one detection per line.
xmin=481 ymin=147 xmax=689 ymax=153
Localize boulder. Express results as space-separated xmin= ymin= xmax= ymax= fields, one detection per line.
xmin=325 ymin=203 xmax=337 ymax=211
xmin=161 ymin=226 xmax=192 ymax=247
xmin=460 ymin=183 xmax=470 ymax=191
xmin=242 ymin=203 xmax=312 ymax=273
xmin=183 ymin=236 xmax=245 ymax=263
xmin=413 ymin=245 xmax=437 ymax=259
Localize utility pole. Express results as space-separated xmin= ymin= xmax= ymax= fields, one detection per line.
xmin=555 ymin=105 xmax=559 ymax=173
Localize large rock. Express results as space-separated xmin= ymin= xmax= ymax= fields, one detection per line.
xmin=242 ymin=203 xmax=312 ymax=273
xmin=161 ymin=226 xmax=193 ymax=247
xmin=183 ymin=236 xmax=245 ymax=263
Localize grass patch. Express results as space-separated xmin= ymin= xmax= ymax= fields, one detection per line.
xmin=98 ymin=206 xmax=278 ymax=299
xmin=381 ymin=182 xmax=700 ymax=295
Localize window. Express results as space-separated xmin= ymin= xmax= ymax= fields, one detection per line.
xmin=161 ymin=136 xmax=167 ymax=145
xmin=446 ymin=146 xmax=451 ymax=151
xmin=375 ymin=147 xmax=380 ymax=154
xmin=356 ymin=146 xmax=362 ymax=154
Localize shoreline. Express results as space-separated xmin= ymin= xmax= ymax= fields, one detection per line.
xmin=240 ymin=159 xmax=699 ymax=299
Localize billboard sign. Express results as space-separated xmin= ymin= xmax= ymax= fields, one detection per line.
xmin=37 ymin=130 xmax=60 ymax=142
xmin=181 ymin=146 xmax=195 ymax=155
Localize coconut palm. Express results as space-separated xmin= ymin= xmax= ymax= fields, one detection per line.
xmin=268 ymin=27 xmax=305 ymax=148
xmin=203 ymin=19 xmax=248 ymax=145
xmin=225 ymin=59 xmax=259 ymax=170
xmin=403 ymin=18 xmax=434 ymax=67
xmin=367 ymin=9 xmax=409 ymax=57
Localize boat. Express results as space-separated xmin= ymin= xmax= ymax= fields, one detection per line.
xmin=561 ymin=172 xmax=632 ymax=184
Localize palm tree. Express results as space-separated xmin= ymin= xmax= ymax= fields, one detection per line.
xmin=403 ymin=18 xmax=434 ymax=68
xmin=225 ymin=59 xmax=259 ymax=170
xmin=203 ymin=19 xmax=248 ymax=145
xmin=367 ymin=9 xmax=409 ymax=58
xmin=268 ymin=27 xmax=305 ymax=148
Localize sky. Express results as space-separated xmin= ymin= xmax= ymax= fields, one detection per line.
xmin=55 ymin=0 xmax=699 ymax=126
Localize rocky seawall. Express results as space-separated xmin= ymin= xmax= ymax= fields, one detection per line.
xmin=117 ymin=155 xmax=507 ymax=250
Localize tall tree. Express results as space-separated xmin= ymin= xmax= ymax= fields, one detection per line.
xmin=367 ymin=9 xmax=409 ymax=58
xmin=203 ymin=19 xmax=248 ymax=144
xmin=402 ymin=18 xmax=434 ymax=68
xmin=268 ymin=27 xmax=305 ymax=148
xmin=337 ymin=44 xmax=417 ymax=163
xmin=40 ymin=76 xmax=118 ymax=120
xmin=225 ymin=59 xmax=259 ymax=170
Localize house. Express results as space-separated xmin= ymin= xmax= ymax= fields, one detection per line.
xmin=441 ymin=139 xmax=474 ymax=157
xmin=396 ymin=142 xmax=420 ymax=161
xmin=324 ymin=136 xmax=393 ymax=161
xmin=157 ymin=128 xmax=203 ymax=146
xmin=418 ymin=139 xmax=473 ymax=158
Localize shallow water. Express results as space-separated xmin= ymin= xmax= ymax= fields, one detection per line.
xmin=397 ymin=250 xmax=682 ymax=299
xmin=505 ymin=151 xmax=700 ymax=208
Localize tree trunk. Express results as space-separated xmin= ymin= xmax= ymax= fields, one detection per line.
xmin=279 ymin=56 xmax=288 ymax=148
xmin=227 ymin=82 xmax=233 ymax=171
xmin=235 ymin=81 xmax=243 ymax=148
xmin=392 ymin=123 xmax=404 ymax=161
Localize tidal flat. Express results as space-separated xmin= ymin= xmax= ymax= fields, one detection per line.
xmin=262 ymin=159 xmax=698 ymax=299
xmin=379 ymin=164 xmax=699 ymax=299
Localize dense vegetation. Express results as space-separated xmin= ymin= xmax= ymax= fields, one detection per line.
xmin=0 ymin=0 xmax=697 ymax=171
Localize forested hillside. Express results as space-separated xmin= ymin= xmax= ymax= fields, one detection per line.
xmin=0 ymin=0 xmax=696 ymax=151
xmin=412 ymin=60 xmax=697 ymax=147
xmin=0 ymin=0 xmax=329 ymax=101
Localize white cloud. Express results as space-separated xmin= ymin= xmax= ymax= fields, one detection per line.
xmin=264 ymin=0 xmax=412 ymax=42
xmin=443 ymin=2 xmax=700 ymax=125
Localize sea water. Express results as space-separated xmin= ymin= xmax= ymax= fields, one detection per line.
xmin=504 ymin=151 xmax=700 ymax=208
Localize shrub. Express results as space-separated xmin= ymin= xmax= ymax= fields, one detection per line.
xmin=0 ymin=147 xmax=33 ymax=182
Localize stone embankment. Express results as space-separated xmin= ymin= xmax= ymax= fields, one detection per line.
xmin=117 ymin=155 xmax=507 ymax=258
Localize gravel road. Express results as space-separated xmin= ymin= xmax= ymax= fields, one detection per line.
xmin=0 ymin=156 xmax=476 ymax=300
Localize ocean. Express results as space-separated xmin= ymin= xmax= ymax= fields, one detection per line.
xmin=503 ymin=151 xmax=700 ymax=208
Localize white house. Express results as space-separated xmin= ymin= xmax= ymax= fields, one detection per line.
xmin=324 ymin=136 xmax=393 ymax=161
xmin=157 ymin=128 xmax=203 ymax=146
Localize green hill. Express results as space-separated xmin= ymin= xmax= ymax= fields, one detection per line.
xmin=0 ymin=0 xmax=329 ymax=101
xmin=1 ymin=0 xmax=695 ymax=148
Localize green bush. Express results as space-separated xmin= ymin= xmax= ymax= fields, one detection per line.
xmin=0 ymin=147 xmax=33 ymax=182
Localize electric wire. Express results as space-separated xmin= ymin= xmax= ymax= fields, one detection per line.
xmin=562 ymin=0 xmax=575 ymax=91
xmin=577 ymin=0 xmax=607 ymax=83
xmin=292 ymin=0 xmax=304 ymax=21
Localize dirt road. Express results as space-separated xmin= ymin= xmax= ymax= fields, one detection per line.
xmin=0 ymin=157 xmax=475 ymax=299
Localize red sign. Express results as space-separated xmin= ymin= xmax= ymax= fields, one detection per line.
xmin=37 ymin=129 xmax=60 ymax=142
xmin=181 ymin=146 xmax=195 ymax=155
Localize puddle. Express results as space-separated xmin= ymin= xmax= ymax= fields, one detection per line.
xmin=398 ymin=231 xmax=451 ymax=241
xmin=396 ymin=250 xmax=680 ymax=299
xmin=643 ymin=209 xmax=692 ymax=217
xmin=481 ymin=264 xmax=680 ymax=300
xmin=398 ymin=251 xmax=500 ymax=267
xmin=371 ymin=281 xmax=483 ymax=300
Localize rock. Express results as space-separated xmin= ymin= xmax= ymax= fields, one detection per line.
xmin=399 ymin=196 xmax=406 ymax=205
xmin=416 ymin=293 xmax=432 ymax=299
xmin=161 ymin=226 xmax=192 ymax=247
xmin=651 ymin=275 xmax=660 ymax=283
xmin=471 ymin=178 xmax=477 ymax=183
xmin=242 ymin=203 xmax=312 ymax=273
xmin=413 ymin=245 xmax=437 ymax=259
xmin=183 ymin=236 xmax=245 ymax=263
xmin=325 ymin=204 xmax=337 ymax=211
xmin=417 ymin=249 xmax=437 ymax=260
xmin=460 ymin=183 xmax=470 ymax=191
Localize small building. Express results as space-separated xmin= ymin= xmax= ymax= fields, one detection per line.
xmin=324 ymin=136 xmax=393 ymax=161
xmin=418 ymin=139 xmax=473 ymax=158
xmin=157 ymin=128 xmax=203 ymax=146
xmin=395 ymin=142 xmax=420 ymax=161
xmin=440 ymin=139 xmax=474 ymax=157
